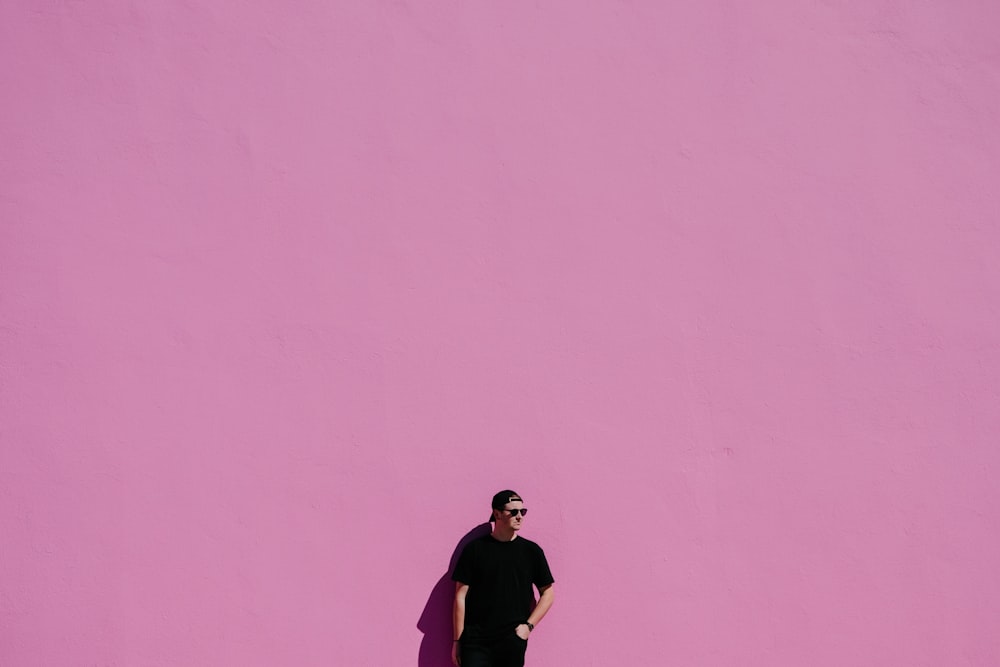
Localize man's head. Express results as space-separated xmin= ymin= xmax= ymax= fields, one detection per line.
xmin=489 ymin=490 xmax=527 ymax=530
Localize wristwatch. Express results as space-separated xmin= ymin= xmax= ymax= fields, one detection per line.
xmin=525 ymin=622 xmax=534 ymax=632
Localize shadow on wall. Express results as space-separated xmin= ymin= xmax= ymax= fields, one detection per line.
xmin=417 ymin=522 xmax=491 ymax=667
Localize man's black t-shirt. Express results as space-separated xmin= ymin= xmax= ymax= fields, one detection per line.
xmin=452 ymin=534 xmax=554 ymax=640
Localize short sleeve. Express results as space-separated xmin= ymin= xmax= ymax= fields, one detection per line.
xmin=533 ymin=545 xmax=554 ymax=588
xmin=452 ymin=542 xmax=474 ymax=584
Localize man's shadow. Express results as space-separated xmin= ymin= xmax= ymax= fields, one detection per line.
xmin=417 ymin=522 xmax=491 ymax=667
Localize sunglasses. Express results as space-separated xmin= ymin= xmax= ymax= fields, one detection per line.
xmin=502 ymin=508 xmax=528 ymax=517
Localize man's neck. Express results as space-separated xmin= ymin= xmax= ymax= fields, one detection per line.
xmin=491 ymin=525 xmax=518 ymax=542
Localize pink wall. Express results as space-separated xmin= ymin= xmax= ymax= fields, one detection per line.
xmin=3 ymin=2 xmax=999 ymax=665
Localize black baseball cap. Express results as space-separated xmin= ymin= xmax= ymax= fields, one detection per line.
xmin=488 ymin=490 xmax=523 ymax=522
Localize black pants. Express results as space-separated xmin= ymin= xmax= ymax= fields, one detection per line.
xmin=460 ymin=632 xmax=529 ymax=667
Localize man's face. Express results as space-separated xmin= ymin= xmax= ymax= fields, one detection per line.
xmin=497 ymin=500 xmax=526 ymax=531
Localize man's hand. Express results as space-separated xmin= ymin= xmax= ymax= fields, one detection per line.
xmin=451 ymin=641 xmax=461 ymax=666
xmin=515 ymin=624 xmax=531 ymax=640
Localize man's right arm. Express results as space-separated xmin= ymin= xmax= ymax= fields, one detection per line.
xmin=452 ymin=582 xmax=469 ymax=667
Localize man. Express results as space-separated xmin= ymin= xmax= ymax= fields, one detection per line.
xmin=451 ymin=490 xmax=555 ymax=667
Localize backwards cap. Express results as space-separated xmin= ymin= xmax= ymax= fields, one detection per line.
xmin=488 ymin=490 xmax=523 ymax=522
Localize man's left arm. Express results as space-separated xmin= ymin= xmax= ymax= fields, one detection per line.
xmin=516 ymin=584 xmax=554 ymax=639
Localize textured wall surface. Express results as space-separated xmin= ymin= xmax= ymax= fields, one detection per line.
xmin=3 ymin=2 xmax=999 ymax=665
